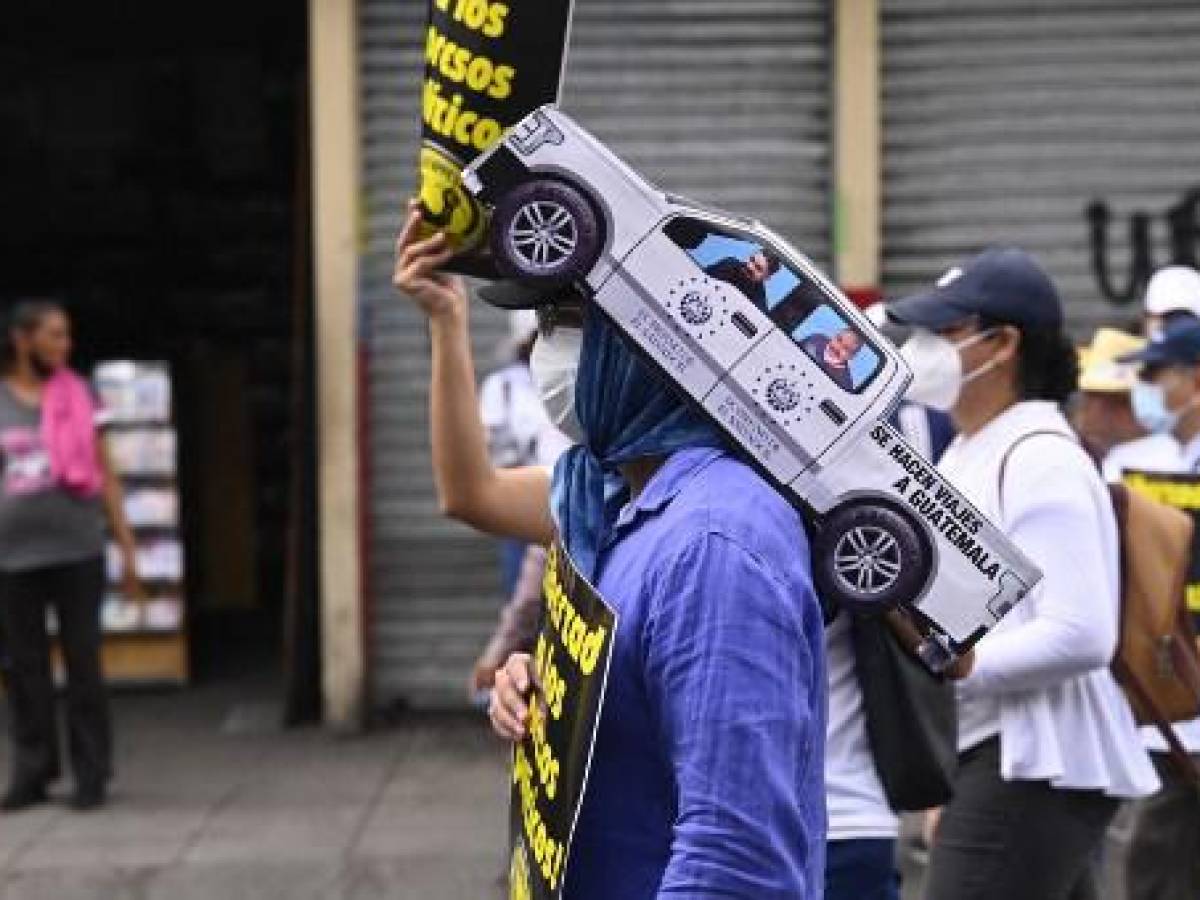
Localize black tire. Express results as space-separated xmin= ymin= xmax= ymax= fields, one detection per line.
xmin=490 ymin=179 xmax=602 ymax=287
xmin=812 ymin=502 xmax=930 ymax=616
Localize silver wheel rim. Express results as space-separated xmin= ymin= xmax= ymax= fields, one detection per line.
xmin=507 ymin=200 xmax=578 ymax=271
xmin=832 ymin=525 xmax=902 ymax=595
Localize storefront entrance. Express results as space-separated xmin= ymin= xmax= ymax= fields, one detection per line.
xmin=0 ymin=1 xmax=319 ymax=721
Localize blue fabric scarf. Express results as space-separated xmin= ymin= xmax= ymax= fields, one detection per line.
xmin=550 ymin=308 xmax=723 ymax=581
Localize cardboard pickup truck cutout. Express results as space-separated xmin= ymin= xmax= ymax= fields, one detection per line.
xmin=462 ymin=105 xmax=1042 ymax=671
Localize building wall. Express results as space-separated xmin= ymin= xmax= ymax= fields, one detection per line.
xmin=880 ymin=0 xmax=1200 ymax=330
xmin=311 ymin=0 xmax=366 ymax=730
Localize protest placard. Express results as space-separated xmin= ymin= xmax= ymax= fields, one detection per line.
xmin=1123 ymin=469 xmax=1200 ymax=624
xmin=508 ymin=537 xmax=616 ymax=900
xmin=418 ymin=0 xmax=574 ymax=273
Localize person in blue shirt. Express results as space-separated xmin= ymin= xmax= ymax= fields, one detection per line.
xmin=393 ymin=204 xmax=827 ymax=899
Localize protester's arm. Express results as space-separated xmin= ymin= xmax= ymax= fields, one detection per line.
xmin=958 ymin=457 xmax=1116 ymax=698
xmin=393 ymin=203 xmax=554 ymax=546
xmin=471 ymin=544 xmax=548 ymax=694
xmin=98 ymin=437 xmax=144 ymax=600
xmin=645 ymin=532 xmax=824 ymax=900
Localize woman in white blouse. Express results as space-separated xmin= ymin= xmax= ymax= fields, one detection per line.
xmin=887 ymin=247 xmax=1158 ymax=900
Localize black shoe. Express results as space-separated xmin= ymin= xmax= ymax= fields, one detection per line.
xmin=70 ymin=782 xmax=106 ymax=811
xmin=1 ymin=782 xmax=48 ymax=812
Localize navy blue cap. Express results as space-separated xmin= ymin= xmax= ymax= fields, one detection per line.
xmin=887 ymin=247 xmax=1063 ymax=331
xmin=1119 ymin=316 xmax=1200 ymax=368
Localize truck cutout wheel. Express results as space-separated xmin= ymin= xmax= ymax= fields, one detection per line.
xmin=491 ymin=179 xmax=602 ymax=286
xmin=814 ymin=503 xmax=930 ymax=614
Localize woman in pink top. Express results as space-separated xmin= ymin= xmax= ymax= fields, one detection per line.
xmin=0 ymin=300 xmax=141 ymax=812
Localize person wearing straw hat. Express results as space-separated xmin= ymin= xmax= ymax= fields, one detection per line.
xmin=1071 ymin=328 xmax=1146 ymax=466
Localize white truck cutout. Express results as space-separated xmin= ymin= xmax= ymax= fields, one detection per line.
xmin=462 ymin=105 xmax=1042 ymax=671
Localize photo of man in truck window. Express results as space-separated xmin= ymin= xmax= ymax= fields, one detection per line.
xmin=703 ymin=248 xmax=781 ymax=309
xmin=789 ymin=305 xmax=878 ymax=392
xmin=665 ymin=217 xmax=883 ymax=393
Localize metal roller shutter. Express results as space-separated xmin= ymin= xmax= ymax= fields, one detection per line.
xmin=881 ymin=0 xmax=1200 ymax=330
xmin=563 ymin=1 xmax=832 ymax=265
xmin=360 ymin=0 xmax=512 ymax=709
xmin=360 ymin=0 xmax=832 ymax=708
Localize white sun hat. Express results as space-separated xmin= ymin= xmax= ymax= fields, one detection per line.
xmin=1144 ymin=265 xmax=1200 ymax=317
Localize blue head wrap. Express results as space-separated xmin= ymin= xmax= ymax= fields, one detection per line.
xmin=550 ymin=308 xmax=723 ymax=580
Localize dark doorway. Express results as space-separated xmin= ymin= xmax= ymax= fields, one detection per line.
xmin=0 ymin=2 xmax=320 ymax=722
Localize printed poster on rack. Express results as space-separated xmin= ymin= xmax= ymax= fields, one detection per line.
xmin=1122 ymin=469 xmax=1200 ymax=626
xmin=508 ymin=537 xmax=616 ymax=900
xmin=418 ymin=0 xmax=574 ymax=274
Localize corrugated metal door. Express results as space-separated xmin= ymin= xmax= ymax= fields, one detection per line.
xmin=360 ymin=0 xmax=832 ymax=708
xmin=881 ymin=0 xmax=1200 ymax=329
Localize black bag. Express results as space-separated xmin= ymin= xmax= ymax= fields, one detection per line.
xmin=851 ymin=614 xmax=958 ymax=812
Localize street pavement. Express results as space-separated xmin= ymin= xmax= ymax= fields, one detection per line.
xmin=0 ymin=686 xmax=511 ymax=900
xmin=0 ymin=683 xmax=1132 ymax=900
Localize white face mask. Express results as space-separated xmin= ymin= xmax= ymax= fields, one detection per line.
xmin=900 ymin=328 xmax=999 ymax=412
xmin=529 ymin=326 xmax=584 ymax=443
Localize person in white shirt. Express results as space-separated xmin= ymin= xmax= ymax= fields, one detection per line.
xmin=888 ymin=247 xmax=1159 ymax=900
xmin=1102 ymin=316 xmax=1200 ymax=900
xmin=823 ymin=391 xmax=956 ymax=900
xmin=822 ymin=614 xmax=903 ymax=900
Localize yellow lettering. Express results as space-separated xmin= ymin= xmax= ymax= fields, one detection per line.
xmin=453 ymin=109 xmax=479 ymax=146
xmin=1187 ymin=582 xmax=1200 ymax=614
xmin=539 ymin=543 xmax=612 ymax=678
xmin=488 ymin=64 xmax=514 ymax=100
xmin=466 ymin=55 xmax=494 ymax=92
xmin=484 ymin=2 xmax=510 ymax=38
xmin=578 ymin=624 xmax=607 ymax=676
xmin=425 ymin=26 xmax=446 ymax=65
xmin=471 ymin=119 xmax=502 ymax=150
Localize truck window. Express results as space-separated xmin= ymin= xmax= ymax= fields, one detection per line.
xmin=664 ymin=216 xmax=883 ymax=394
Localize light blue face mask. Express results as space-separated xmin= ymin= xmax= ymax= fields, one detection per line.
xmin=1131 ymin=380 xmax=1180 ymax=434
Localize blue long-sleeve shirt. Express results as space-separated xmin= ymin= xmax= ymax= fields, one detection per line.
xmin=563 ymin=447 xmax=827 ymax=900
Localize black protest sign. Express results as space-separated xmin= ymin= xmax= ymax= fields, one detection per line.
xmin=419 ymin=0 xmax=574 ymax=266
xmin=1123 ymin=469 xmax=1200 ymax=624
xmin=508 ymin=538 xmax=616 ymax=900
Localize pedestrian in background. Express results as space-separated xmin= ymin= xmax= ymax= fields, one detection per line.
xmin=0 ymin=300 xmax=142 ymax=812
xmin=825 ymin=348 xmax=957 ymax=900
xmin=1142 ymin=265 xmax=1200 ymax=340
xmin=470 ymin=310 xmax=571 ymax=698
xmin=1103 ymin=317 xmax=1200 ymax=900
xmin=478 ymin=309 xmax=570 ymax=597
xmin=1103 ymin=267 xmax=1200 ymax=481
xmin=468 ymin=543 xmax=546 ymax=700
xmin=889 ymin=248 xmax=1159 ymax=900
xmin=1071 ymin=327 xmax=1146 ymax=464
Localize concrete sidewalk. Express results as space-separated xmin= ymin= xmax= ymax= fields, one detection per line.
xmin=0 ymin=685 xmax=1135 ymax=900
xmin=0 ymin=687 xmax=511 ymax=900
